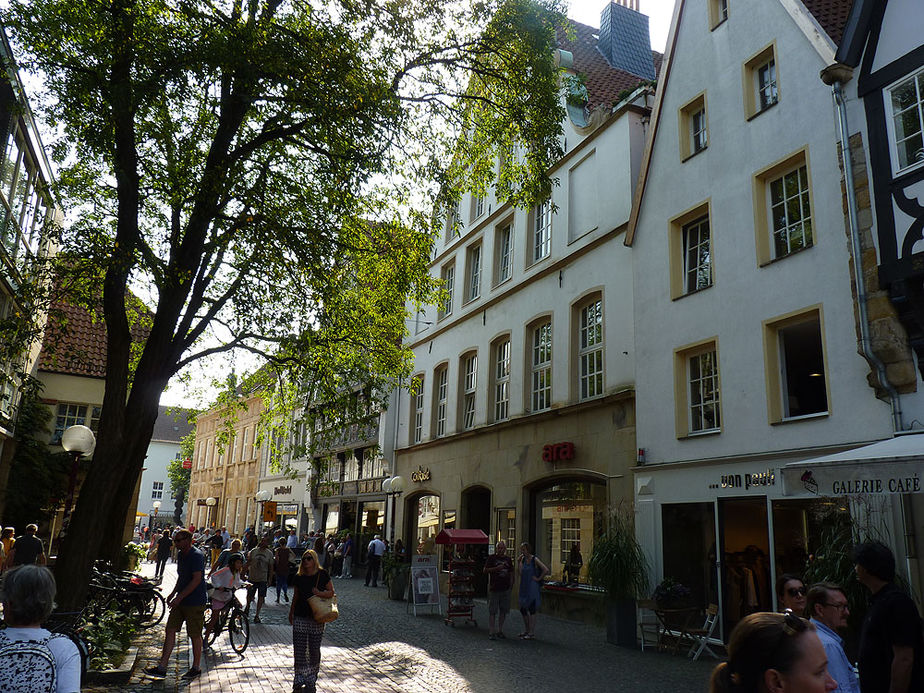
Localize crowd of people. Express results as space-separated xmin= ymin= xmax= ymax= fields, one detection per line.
xmin=710 ymin=541 xmax=923 ymax=693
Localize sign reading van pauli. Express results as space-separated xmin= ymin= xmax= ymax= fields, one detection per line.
xmin=709 ymin=469 xmax=776 ymax=491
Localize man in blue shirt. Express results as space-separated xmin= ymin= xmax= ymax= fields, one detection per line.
xmin=144 ymin=529 xmax=208 ymax=681
xmin=806 ymin=582 xmax=859 ymax=692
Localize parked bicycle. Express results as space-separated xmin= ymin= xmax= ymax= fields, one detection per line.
xmin=204 ymin=584 xmax=250 ymax=654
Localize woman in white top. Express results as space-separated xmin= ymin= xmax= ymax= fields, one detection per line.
xmin=0 ymin=565 xmax=81 ymax=693
xmin=204 ymin=553 xmax=245 ymax=641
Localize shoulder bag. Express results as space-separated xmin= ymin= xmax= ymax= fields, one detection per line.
xmin=308 ymin=594 xmax=339 ymax=623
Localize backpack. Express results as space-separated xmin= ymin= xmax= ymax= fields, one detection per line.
xmin=0 ymin=630 xmax=59 ymax=693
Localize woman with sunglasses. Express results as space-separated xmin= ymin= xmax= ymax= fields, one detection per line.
xmin=710 ymin=611 xmax=837 ymax=692
xmin=776 ymin=574 xmax=807 ymax=615
xmin=288 ymin=549 xmax=334 ymax=693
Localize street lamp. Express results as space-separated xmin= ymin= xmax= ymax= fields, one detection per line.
xmin=384 ymin=475 xmax=405 ymax=548
xmin=152 ymin=500 xmax=161 ymax=531
xmin=205 ymin=496 xmax=218 ymax=528
xmin=255 ymin=489 xmax=272 ymax=533
xmin=58 ymin=424 xmax=96 ymax=543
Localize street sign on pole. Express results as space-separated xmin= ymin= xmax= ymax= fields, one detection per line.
xmin=262 ymin=500 xmax=278 ymax=523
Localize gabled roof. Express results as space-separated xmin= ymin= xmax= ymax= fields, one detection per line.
xmin=557 ymin=20 xmax=662 ymax=112
xmin=625 ymin=0 xmax=853 ymax=246
xmin=38 ymin=296 xmax=152 ymax=379
xmin=151 ymin=405 xmax=196 ymax=443
xmin=801 ymin=0 xmax=856 ymax=47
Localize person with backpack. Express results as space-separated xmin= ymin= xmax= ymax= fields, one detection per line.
xmin=0 ymin=565 xmax=82 ymax=692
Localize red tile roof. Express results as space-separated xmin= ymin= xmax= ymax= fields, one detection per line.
xmin=558 ymin=20 xmax=662 ymax=112
xmin=801 ymin=0 xmax=855 ymax=46
xmin=38 ymin=297 xmax=152 ymax=379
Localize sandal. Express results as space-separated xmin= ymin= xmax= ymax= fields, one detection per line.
xmin=523 ymin=633 xmax=535 ymax=640
xmin=518 ymin=632 xmax=528 ymax=638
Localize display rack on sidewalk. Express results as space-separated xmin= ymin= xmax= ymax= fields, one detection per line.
xmin=434 ymin=528 xmax=488 ymax=627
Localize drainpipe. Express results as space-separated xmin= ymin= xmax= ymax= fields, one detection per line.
xmin=829 ymin=76 xmax=916 ymax=590
xmin=830 ymin=80 xmax=904 ymax=433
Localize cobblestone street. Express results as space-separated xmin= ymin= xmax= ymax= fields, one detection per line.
xmin=96 ymin=561 xmax=716 ymax=692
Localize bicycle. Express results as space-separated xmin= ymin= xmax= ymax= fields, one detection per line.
xmin=204 ymin=585 xmax=250 ymax=654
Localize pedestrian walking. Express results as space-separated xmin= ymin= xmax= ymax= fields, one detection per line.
xmin=365 ymin=534 xmax=386 ymax=587
xmin=709 ymin=611 xmax=836 ymax=692
xmin=806 ymin=582 xmax=860 ymax=693
xmin=5 ymin=523 xmax=46 ymax=568
xmin=516 ymin=542 xmax=548 ymax=640
xmin=854 ymin=541 xmax=924 ymax=693
xmin=483 ymin=540 xmax=513 ymax=640
xmin=143 ymin=529 xmax=207 ymax=681
xmin=245 ymin=535 xmax=274 ymax=623
xmin=275 ymin=540 xmax=292 ymax=603
xmin=154 ymin=529 xmax=173 ymax=578
xmin=288 ymin=549 xmax=334 ymax=693
xmin=776 ymin=573 xmax=807 ymax=615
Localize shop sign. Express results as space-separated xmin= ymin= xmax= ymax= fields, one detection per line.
xmin=709 ymin=469 xmax=776 ymax=491
xmin=542 ymin=441 xmax=575 ymax=463
xmin=411 ymin=466 xmax=431 ymax=482
xmin=795 ymin=469 xmax=921 ymax=496
xmin=274 ymin=485 xmax=292 ymax=495
xmin=279 ymin=503 xmax=299 ymax=514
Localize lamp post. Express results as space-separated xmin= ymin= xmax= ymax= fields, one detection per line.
xmin=255 ymin=489 xmax=272 ymax=534
xmin=152 ymin=500 xmax=161 ymax=531
xmin=384 ymin=475 xmax=405 ymax=548
xmin=205 ymin=496 xmax=217 ymax=528
xmin=58 ymin=424 xmax=96 ymax=544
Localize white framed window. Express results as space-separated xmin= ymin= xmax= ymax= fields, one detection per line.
xmin=434 ymin=366 xmax=448 ymax=437
xmin=461 ymin=353 xmax=477 ymax=429
xmin=691 ymin=108 xmax=707 ymax=153
xmin=770 ymin=165 xmax=812 ymax=258
xmin=152 ymin=481 xmax=164 ymax=500
xmin=531 ymin=321 xmax=552 ymax=412
xmin=688 ymin=349 xmax=721 ymax=433
xmin=494 ymin=338 xmax=510 ymax=422
xmin=560 ymin=518 xmax=580 ymax=564
xmin=744 ymin=45 xmax=779 ymax=119
xmin=53 ymin=402 xmax=87 ymax=444
xmin=445 ymin=200 xmax=461 ymax=243
xmin=709 ymin=0 xmax=728 ymax=28
xmin=439 ymin=262 xmax=455 ymax=319
xmin=886 ymin=68 xmax=924 ymax=174
xmin=413 ymin=376 xmax=425 ymax=443
xmin=679 ymin=94 xmax=708 ymax=160
xmin=471 ymin=195 xmax=484 ymax=223
xmin=495 ymin=223 xmax=512 ymax=285
xmin=241 ymin=427 xmax=249 ymax=461
xmin=533 ymin=198 xmax=552 ymax=263
xmin=578 ymin=299 xmax=604 ymax=400
xmin=465 ymin=244 xmax=482 ymax=302
xmin=683 ymin=216 xmax=712 ymax=293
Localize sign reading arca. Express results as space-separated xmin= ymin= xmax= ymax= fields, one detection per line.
xmin=542 ymin=442 xmax=575 ymax=463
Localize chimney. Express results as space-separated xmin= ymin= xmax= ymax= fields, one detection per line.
xmin=597 ymin=1 xmax=656 ymax=80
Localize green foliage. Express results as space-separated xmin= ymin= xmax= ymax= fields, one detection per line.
xmin=2 ymin=377 xmax=74 ymax=529
xmin=588 ymin=507 xmax=649 ymax=600
xmin=167 ymin=429 xmax=194 ymax=500
xmin=79 ymin=606 xmax=139 ymax=671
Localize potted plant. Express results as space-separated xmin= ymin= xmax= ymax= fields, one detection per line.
xmin=120 ymin=541 xmax=147 ymax=572
xmin=587 ymin=508 xmax=649 ymax=647
xmin=653 ymin=577 xmax=692 ymax=609
xmin=383 ymin=551 xmax=410 ymax=601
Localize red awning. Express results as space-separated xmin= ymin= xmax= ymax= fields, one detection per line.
xmin=434 ymin=529 xmax=489 ymax=545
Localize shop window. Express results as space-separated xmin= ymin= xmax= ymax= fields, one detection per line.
xmin=495 ymin=507 xmax=516 ymax=548
xmin=662 ymin=503 xmax=717 ymax=610
xmin=763 ymin=307 xmax=828 ymax=422
xmin=532 ymin=481 xmax=605 ymax=583
xmin=414 ymin=494 xmax=440 ymax=554
xmin=441 ymin=509 xmax=457 ymax=571
xmin=771 ymin=498 xmax=849 ymax=586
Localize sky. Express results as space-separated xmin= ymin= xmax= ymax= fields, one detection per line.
xmin=567 ymin=0 xmax=673 ymax=52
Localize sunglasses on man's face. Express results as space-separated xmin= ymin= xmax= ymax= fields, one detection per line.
xmin=786 ymin=586 xmax=806 ymax=597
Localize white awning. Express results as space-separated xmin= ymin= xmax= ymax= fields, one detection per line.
xmin=782 ymin=434 xmax=924 ymax=496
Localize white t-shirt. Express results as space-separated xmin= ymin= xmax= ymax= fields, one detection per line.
xmin=210 ymin=567 xmax=243 ymax=608
xmin=2 ymin=627 xmax=81 ymax=693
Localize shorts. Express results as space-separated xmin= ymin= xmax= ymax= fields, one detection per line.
xmin=488 ymin=589 xmax=511 ymax=615
xmin=248 ymin=581 xmax=268 ymax=599
xmin=166 ymin=604 xmax=207 ymax=637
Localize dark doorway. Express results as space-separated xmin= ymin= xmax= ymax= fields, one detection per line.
xmin=461 ymin=486 xmax=492 ymax=596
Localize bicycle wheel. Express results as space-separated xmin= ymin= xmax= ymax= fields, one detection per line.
xmin=139 ymin=591 xmax=166 ymax=627
xmin=228 ymin=609 xmax=249 ymax=654
xmin=205 ymin=609 xmax=221 ymax=647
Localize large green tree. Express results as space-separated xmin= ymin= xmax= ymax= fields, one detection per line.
xmin=4 ymin=0 xmax=566 ymax=608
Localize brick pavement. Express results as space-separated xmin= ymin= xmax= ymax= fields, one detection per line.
xmin=97 ymin=562 xmax=716 ymax=692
